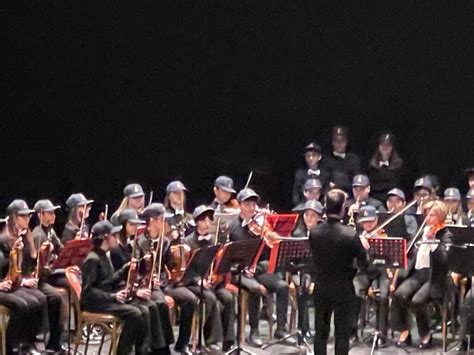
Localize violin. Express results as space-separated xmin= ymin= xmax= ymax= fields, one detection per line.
xmin=124 ymin=235 xmax=141 ymax=302
xmin=169 ymin=221 xmax=191 ymax=284
xmin=6 ymin=229 xmax=27 ymax=290
xmin=34 ymin=229 xmax=53 ymax=279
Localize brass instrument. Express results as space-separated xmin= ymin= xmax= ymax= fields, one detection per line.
xmin=445 ymin=208 xmax=453 ymax=225
xmin=347 ymin=196 xmax=360 ymax=228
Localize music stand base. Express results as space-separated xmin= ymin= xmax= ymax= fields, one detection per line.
xmin=225 ymin=346 xmax=256 ymax=355
xmin=362 ymin=331 xmax=408 ymax=355
xmin=262 ymin=330 xmax=313 ymax=354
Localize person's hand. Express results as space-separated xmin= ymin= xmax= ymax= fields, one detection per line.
xmin=13 ymin=238 xmax=24 ymax=250
xmin=0 ymin=280 xmax=12 ymax=292
xmin=348 ymin=203 xmax=360 ymax=215
xmin=21 ymin=278 xmax=38 ymax=288
xmin=170 ymin=230 xmax=179 ymax=240
xmin=153 ymin=278 xmax=161 ymax=289
xmin=136 ymin=288 xmax=152 ymax=301
xmin=359 ymin=236 xmax=370 ymax=250
xmin=116 ymin=290 xmax=127 ymax=303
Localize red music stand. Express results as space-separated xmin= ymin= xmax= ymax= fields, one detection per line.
xmin=266 ymin=214 xmax=299 ymax=273
xmin=52 ymin=239 xmax=92 ymax=269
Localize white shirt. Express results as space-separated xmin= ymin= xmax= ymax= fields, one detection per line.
xmin=415 ymin=226 xmax=439 ymax=270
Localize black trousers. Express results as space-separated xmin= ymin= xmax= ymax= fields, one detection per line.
xmin=0 ymin=287 xmax=45 ymax=352
xmin=215 ymin=285 xmax=236 ymax=342
xmin=313 ymin=279 xmax=356 ymax=355
xmin=163 ymin=284 xmax=197 ymax=348
xmin=392 ymin=269 xmax=431 ymax=338
xmin=151 ymin=289 xmax=175 ymax=348
xmin=291 ymin=272 xmax=312 ymax=334
xmin=83 ymin=300 xmax=148 ymax=355
xmin=38 ymin=281 xmax=64 ymax=350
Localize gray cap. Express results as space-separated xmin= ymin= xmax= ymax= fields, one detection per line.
xmin=303 ymin=199 xmax=324 ymax=214
xmin=123 ymin=183 xmax=145 ymax=198
xmin=304 ymin=178 xmax=322 ymax=191
xmin=34 ymin=199 xmax=61 ymax=213
xmin=387 ymin=188 xmax=406 ymax=201
xmin=66 ymin=193 xmax=94 ymax=209
xmin=443 ymin=187 xmax=461 ymax=201
xmin=141 ymin=203 xmax=171 ymax=220
xmin=214 ymin=176 xmax=236 ymax=193
xmin=413 ymin=177 xmax=433 ymax=191
xmin=118 ymin=208 xmax=145 ymax=225
xmin=304 ymin=142 xmax=322 ymax=154
xmin=236 ymin=188 xmax=260 ymax=203
xmin=192 ymin=205 xmax=215 ymax=221
xmin=6 ymin=200 xmax=34 ymax=216
xmin=467 ymin=189 xmax=474 ymax=200
xmin=166 ymin=181 xmax=188 ymax=193
xmin=91 ymin=220 xmax=114 ymax=239
xmin=352 ymin=174 xmax=370 ymax=187
xmin=357 ymin=205 xmax=378 ymax=223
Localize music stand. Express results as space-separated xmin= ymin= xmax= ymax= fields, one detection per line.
xmin=377 ymin=212 xmax=408 ymax=239
xmin=262 ymin=237 xmax=313 ymax=353
xmin=213 ymin=239 xmax=262 ymax=355
xmin=364 ymin=237 xmax=407 ymax=355
xmin=180 ymin=245 xmax=220 ymax=355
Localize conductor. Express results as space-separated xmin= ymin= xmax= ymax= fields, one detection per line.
xmin=309 ymin=189 xmax=368 ymax=355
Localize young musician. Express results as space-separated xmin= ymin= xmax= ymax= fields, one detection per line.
xmin=164 ymin=181 xmax=194 ymax=239
xmin=345 ymin=175 xmax=386 ymax=225
xmin=293 ymin=178 xmax=323 ymax=212
xmin=460 ymin=188 xmax=474 ymax=227
xmin=227 ymin=188 xmax=293 ymax=347
xmin=81 ymin=220 xmax=149 ymax=355
xmin=110 ymin=183 xmax=146 ymax=225
xmin=443 ymin=187 xmax=464 ymax=224
xmin=368 ymin=132 xmax=404 ymax=202
xmin=392 ymin=200 xmax=452 ymax=349
xmin=62 ymin=193 xmax=94 ymax=242
xmin=292 ymin=142 xmax=329 ymax=206
xmin=309 ymin=189 xmax=368 ymax=355
xmin=352 ymin=206 xmax=390 ymax=347
xmin=386 ymin=188 xmax=418 ymax=238
xmin=209 ymin=175 xmax=239 ymax=213
xmin=184 ymin=205 xmax=233 ymax=351
xmin=7 ymin=200 xmax=64 ymax=353
xmin=0 ymin=215 xmax=45 ymax=354
xmin=407 ymin=177 xmax=435 ymax=215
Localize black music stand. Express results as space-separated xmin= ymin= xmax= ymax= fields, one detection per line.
xmin=180 ymin=245 xmax=220 ymax=355
xmin=262 ymin=237 xmax=313 ymax=353
xmin=213 ymin=239 xmax=262 ymax=355
xmin=445 ymin=226 xmax=474 ymax=353
xmin=364 ymin=237 xmax=407 ymax=355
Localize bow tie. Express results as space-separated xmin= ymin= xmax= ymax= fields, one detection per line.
xmin=198 ymin=234 xmax=212 ymax=241
xmin=379 ymin=160 xmax=389 ymax=167
xmin=333 ymin=152 xmax=346 ymax=159
xmin=175 ymin=209 xmax=184 ymax=216
xmin=307 ymin=169 xmax=321 ymax=176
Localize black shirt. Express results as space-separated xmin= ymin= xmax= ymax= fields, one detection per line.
xmin=309 ymin=218 xmax=367 ymax=283
xmin=322 ymin=152 xmax=362 ymax=192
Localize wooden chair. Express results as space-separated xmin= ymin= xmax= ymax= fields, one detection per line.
xmin=65 ymin=266 xmax=123 ymax=355
xmin=0 ymin=305 xmax=10 ymax=355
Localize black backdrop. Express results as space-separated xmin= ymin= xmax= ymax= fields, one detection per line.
xmin=2 ymin=1 xmax=474 ymax=216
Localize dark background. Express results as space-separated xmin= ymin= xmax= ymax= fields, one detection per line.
xmin=2 ymin=1 xmax=474 ymax=218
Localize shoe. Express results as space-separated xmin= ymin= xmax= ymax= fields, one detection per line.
xmin=206 ymin=343 xmax=221 ymax=352
xmin=376 ymin=337 xmax=388 ymax=349
xmin=396 ymin=333 xmax=412 ymax=348
xmin=174 ymin=344 xmax=192 ymax=354
xmin=20 ymin=344 xmax=42 ymax=355
xmin=274 ymin=328 xmax=296 ymax=345
xmin=418 ymin=334 xmax=432 ymax=349
xmin=222 ymin=340 xmax=234 ymax=352
xmin=456 ymin=340 xmax=468 ymax=352
xmin=246 ymin=329 xmax=263 ymax=348
xmin=349 ymin=334 xmax=360 ymax=347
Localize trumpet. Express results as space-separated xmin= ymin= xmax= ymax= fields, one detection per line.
xmin=347 ymin=196 xmax=360 ymax=228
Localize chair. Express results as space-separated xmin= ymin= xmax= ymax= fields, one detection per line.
xmin=0 ymin=305 xmax=10 ymax=355
xmin=65 ymin=266 xmax=123 ymax=355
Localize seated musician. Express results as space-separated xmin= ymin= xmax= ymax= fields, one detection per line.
xmin=209 ymin=175 xmax=240 ymax=213
xmin=110 ymin=183 xmax=146 ymax=225
xmin=443 ymin=187 xmax=464 ymax=225
xmin=109 ymin=208 xmax=173 ymax=354
xmin=185 ymin=205 xmax=234 ymax=352
xmin=164 ymin=181 xmax=194 ymax=238
xmin=81 ymin=220 xmax=149 ymax=355
xmin=138 ymin=203 xmax=197 ymax=355
xmin=386 ymin=188 xmax=418 ymax=238
xmin=0 ymin=215 xmax=45 ymax=354
xmin=392 ymin=200 xmax=452 ymax=349
xmin=7 ymin=200 xmax=64 ymax=353
xmin=345 ymin=175 xmax=386 ymax=225
xmin=62 ymin=193 xmax=94 ymax=242
xmin=407 ymin=177 xmax=435 ymax=215
xmin=227 ymin=188 xmax=294 ymax=347
xmin=352 ymin=205 xmax=390 ymax=347
xmin=291 ymin=199 xmax=324 ymax=337
xmin=292 ymin=178 xmax=323 ymax=212
xmin=459 ymin=188 xmax=474 ymax=227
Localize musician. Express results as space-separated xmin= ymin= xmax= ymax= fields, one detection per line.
xmin=367 ymin=132 xmax=404 ymax=202
xmin=443 ymin=187 xmax=464 ymax=224
xmin=62 ymin=193 xmax=94 ymax=242
xmin=352 ymin=205 xmax=390 ymax=347
xmin=6 ymin=200 xmax=65 ymax=353
xmin=292 ymin=178 xmax=323 ymax=212
xmin=164 ymin=181 xmax=194 ymax=238
xmin=309 ymin=189 xmax=368 ymax=355
xmin=81 ymin=220 xmax=149 ymax=355
xmin=109 ymin=208 xmax=173 ymax=354
xmin=185 ymin=205 xmax=233 ymax=351
xmin=386 ymin=188 xmax=418 ymax=238
xmin=392 ymin=200 xmax=452 ymax=349
xmin=292 ymin=142 xmax=329 ymax=206
xmin=110 ymin=183 xmax=146 ymax=225
xmin=459 ymin=188 xmax=474 ymax=227
xmin=465 ymin=167 xmax=474 ymax=190
xmin=209 ymin=175 xmax=240 ymax=213
xmin=407 ymin=177 xmax=435 ymax=215
xmin=345 ymin=175 xmax=386 ymax=224
xmin=291 ymin=199 xmax=324 ymax=337
xmin=0 ymin=215 xmax=45 ymax=354
xmin=323 ymin=126 xmax=362 ymax=192
xmin=31 ymin=199 xmax=65 ymax=287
